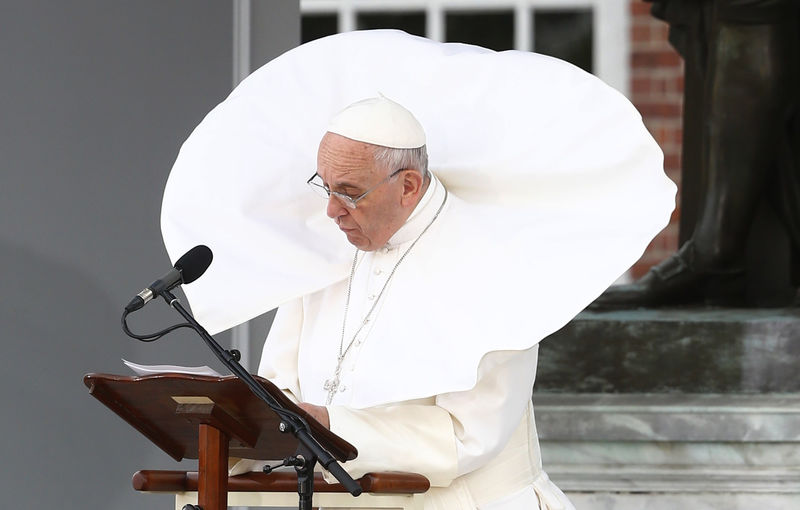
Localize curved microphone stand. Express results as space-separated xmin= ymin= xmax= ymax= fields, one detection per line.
xmin=122 ymin=288 xmax=362 ymax=510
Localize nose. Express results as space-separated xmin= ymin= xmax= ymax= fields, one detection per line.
xmin=326 ymin=194 xmax=348 ymax=219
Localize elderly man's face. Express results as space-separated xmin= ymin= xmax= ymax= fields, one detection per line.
xmin=317 ymin=132 xmax=409 ymax=251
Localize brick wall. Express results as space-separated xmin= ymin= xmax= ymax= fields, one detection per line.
xmin=629 ymin=0 xmax=684 ymax=278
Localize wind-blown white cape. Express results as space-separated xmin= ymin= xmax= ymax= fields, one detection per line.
xmin=161 ymin=30 xmax=675 ymax=403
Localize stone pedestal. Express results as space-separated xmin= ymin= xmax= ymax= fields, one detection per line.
xmin=536 ymin=308 xmax=800 ymax=393
xmin=534 ymin=308 xmax=800 ymax=509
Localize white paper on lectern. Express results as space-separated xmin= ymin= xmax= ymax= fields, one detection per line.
xmin=122 ymin=358 xmax=223 ymax=377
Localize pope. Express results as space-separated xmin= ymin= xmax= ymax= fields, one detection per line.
xmin=161 ymin=30 xmax=676 ymax=510
xmin=236 ymin=95 xmax=575 ymax=509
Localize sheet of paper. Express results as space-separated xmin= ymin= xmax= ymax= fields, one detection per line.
xmin=122 ymin=358 xmax=223 ymax=377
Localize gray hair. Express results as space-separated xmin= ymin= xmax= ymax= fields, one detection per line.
xmin=373 ymin=145 xmax=429 ymax=178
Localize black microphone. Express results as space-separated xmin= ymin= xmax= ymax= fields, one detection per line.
xmin=124 ymin=245 xmax=213 ymax=313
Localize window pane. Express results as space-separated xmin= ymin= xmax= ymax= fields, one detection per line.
xmin=533 ymin=9 xmax=594 ymax=73
xmin=357 ymin=12 xmax=426 ymax=37
xmin=302 ymin=14 xmax=338 ymax=44
xmin=445 ymin=11 xmax=514 ymax=52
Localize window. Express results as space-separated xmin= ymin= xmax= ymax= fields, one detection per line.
xmin=446 ymin=10 xmax=514 ymax=51
xmin=534 ymin=9 xmax=594 ymax=73
xmin=300 ymin=0 xmax=628 ymax=95
xmin=302 ymin=13 xmax=338 ymax=43
xmin=357 ymin=11 xmax=426 ymax=36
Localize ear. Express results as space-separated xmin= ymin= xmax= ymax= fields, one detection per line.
xmin=400 ymin=170 xmax=425 ymax=206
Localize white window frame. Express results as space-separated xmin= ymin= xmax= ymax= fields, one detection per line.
xmin=300 ymin=0 xmax=629 ymax=96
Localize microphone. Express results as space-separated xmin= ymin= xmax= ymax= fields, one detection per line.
xmin=124 ymin=245 xmax=213 ymax=313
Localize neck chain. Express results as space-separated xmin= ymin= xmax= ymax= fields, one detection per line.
xmin=324 ymin=187 xmax=448 ymax=404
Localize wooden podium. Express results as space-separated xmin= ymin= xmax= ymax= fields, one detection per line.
xmin=84 ymin=373 xmax=430 ymax=509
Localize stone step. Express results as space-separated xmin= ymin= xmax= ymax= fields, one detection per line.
xmin=532 ymin=393 xmax=800 ymax=496
xmin=533 ymin=393 xmax=800 ymax=442
xmin=536 ymin=308 xmax=800 ymax=393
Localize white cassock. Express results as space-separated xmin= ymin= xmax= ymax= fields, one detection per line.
xmin=161 ymin=30 xmax=677 ymax=510
xmin=247 ymin=174 xmax=576 ymax=509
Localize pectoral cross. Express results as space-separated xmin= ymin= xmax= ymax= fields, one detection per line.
xmin=323 ymin=356 xmax=345 ymax=405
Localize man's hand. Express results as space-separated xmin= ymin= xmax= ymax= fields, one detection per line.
xmin=298 ymin=402 xmax=330 ymax=429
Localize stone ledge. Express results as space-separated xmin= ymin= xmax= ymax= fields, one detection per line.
xmin=537 ymin=308 xmax=800 ymax=393
xmin=549 ymin=465 xmax=800 ymax=493
xmin=564 ymin=492 xmax=800 ymax=510
xmin=533 ymin=393 xmax=800 ymax=442
xmin=534 ymin=393 xmax=800 ymax=494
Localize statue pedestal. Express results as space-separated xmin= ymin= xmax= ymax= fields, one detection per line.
xmin=537 ymin=308 xmax=800 ymax=393
xmin=535 ymin=308 xmax=800 ymax=509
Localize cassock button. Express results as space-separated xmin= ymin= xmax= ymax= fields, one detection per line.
xmin=374 ymin=268 xmax=383 ymax=275
xmin=368 ymin=294 xmax=375 ymax=300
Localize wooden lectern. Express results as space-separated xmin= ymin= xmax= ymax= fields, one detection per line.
xmin=84 ymin=373 xmax=430 ymax=509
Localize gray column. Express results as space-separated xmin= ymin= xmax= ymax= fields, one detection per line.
xmin=0 ymin=1 xmax=297 ymax=508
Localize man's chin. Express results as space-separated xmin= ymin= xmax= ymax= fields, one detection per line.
xmin=343 ymin=230 xmax=370 ymax=250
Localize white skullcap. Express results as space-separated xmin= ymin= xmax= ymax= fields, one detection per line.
xmin=327 ymin=94 xmax=426 ymax=148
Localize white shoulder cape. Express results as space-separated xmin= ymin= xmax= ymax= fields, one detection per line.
xmin=161 ymin=31 xmax=675 ymax=397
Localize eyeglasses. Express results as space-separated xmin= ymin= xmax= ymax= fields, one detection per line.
xmin=307 ymin=169 xmax=407 ymax=210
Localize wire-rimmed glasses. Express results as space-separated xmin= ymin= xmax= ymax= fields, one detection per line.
xmin=307 ymin=169 xmax=406 ymax=209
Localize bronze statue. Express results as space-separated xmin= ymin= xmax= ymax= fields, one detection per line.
xmin=593 ymin=0 xmax=800 ymax=308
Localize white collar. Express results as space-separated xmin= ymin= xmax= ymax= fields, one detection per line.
xmin=385 ymin=173 xmax=444 ymax=248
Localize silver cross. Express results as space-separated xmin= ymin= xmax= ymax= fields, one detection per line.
xmin=324 ymin=358 xmax=345 ymax=404
xmin=323 ymin=376 xmax=340 ymax=405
